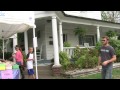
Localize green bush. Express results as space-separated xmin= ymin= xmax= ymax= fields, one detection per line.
xmin=63 ymin=42 xmax=71 ymax=47
xmin=88 ymin=48 xmax=99 ymax=57
xmin=59 ymin=51 xmax=71 ymax=70
xmin=109 ymin=39 xmax=120 ymax=62
xmin=75 ymin=54 xmax=98 ymax=69
xmin=106 ymin=30 xmax=117 ymax=38
xmin=72 ymin=46 xmax=81 ymax=60
xmin=95 ymin=41 xmax=102 ymax=51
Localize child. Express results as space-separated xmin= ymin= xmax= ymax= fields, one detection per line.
xmin=26 ymin=47 xmax=35 ymax=79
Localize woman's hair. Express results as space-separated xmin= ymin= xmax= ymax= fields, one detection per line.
xmin=15 ymin=45 xmax=22 ymax=53
xmin=15 ymin=45 xmax=20 ymax=48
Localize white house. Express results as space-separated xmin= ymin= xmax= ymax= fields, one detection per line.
xmin=64 ymin=11 xmax=101 ymax=20
xmin=6 ymin=11 xmax=120 ymax=67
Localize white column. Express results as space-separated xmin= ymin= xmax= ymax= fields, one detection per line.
xmin=52 ymin=16 xmax=61 ymax=66
xmin=97 ymin=26 xmax=100 ymax=42
xmin=59 ymin=22 xmax=63 ymax=52
xmin=13 ymin=34 xmax=18 ymax=63
xmin=24 ymin=31 xmax=28 ymax=54
xmin=2 ymin=38 xmax=4 ymax=60
xmin=33 ymin=27 xmax=38 ymax=79
xmin=13 ymin=34 xmax=18 ymax=53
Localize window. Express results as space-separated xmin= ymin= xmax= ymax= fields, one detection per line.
xmin=79 ymin=35 xmax=95 ymax=46
xmin=63 ymin=34 xmax=67 ymax=43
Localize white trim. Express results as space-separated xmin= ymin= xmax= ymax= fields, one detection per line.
xmin=52 ymin=16 xmax=61 ymax=66
xmin=61 ymin=19 xmax=120 ymax=29
xmin=24 ymin=31 xmax=28 ymax=54
xmin=59 ymin=22 xmax=63 ymax=52
xmin=97 ymin=26 xmax=100 ymax=42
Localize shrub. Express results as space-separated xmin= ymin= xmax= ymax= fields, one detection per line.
xmin=75 ymin=54 xmax=98 ymax=69
xmin=95 ymin=41 xmax=102 ymax=51
xmin=106 ymin=30 xmax=117 ymax=38
xmin=72 ymin=46 xmax=81 ymax=60
xmin=59 ymin=51 xmax=71 ymax=70
xmin=72 ymin=46 xmax=98 ymax=69
xmin=63 ymin=42 xmax=71 ymax=47
xmin=109 ymin=39 xmax=120 ymax=62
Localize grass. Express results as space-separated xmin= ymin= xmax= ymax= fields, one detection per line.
xmin=76 ymin=68 xmax=120 ymax=79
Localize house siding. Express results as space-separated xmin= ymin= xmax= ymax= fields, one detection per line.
xmin=45 ymin=22 xmax=98 ymax=60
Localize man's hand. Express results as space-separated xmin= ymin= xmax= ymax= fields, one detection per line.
xmin=102 ymin=60 xmax=109 ymax=66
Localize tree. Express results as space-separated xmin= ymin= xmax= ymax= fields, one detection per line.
xmin=101 ymin=11 xmax=120 ymax=23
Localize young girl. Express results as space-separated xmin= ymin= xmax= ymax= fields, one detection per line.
xmin=12 ymin=45 xmax=25 ymax=79
xmin=26 ymin=47 xmax=35 ymax=79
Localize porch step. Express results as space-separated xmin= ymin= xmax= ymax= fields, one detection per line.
xmin=33 ymin=65 xmax=52 ymax=70
xmin=24 ymin=65 xmax=53 ymax=79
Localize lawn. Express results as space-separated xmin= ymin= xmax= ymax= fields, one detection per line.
xmin=76 ymin=68 xmax=120 ymax=79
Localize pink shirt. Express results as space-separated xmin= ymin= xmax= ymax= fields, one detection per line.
xmin=14 ymin=50 xmax=23 ymax=63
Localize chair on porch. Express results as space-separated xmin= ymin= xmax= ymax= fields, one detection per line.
xmin=84 ymin=43 xmax=90 ymax=51
xmin=36 ymin=44 xmax=43 ymax=61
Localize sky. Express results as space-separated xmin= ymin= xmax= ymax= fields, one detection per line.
xmin=64 ymin=11 xmax=101 ymax=20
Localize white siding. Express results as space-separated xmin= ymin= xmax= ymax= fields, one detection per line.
xmin=27 ymin=21 xmax=47 ymax=60
xmin=45 ymin=22 xmax=54 ymax=60
xmin=45 ymin=22 xmax=98 ymax=60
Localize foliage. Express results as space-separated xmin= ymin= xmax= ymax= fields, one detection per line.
xmin=95 ymin=41 xmax=102 ymax=51
xmin=75 ymin=51 xmax=98 ymax=69
xmin=74 ymin=27 xmax=86 ymax=37
xmin=101 ymin=11 xmax=120 ymax=23
xmin=105 ymin=30 xmax=117 ymax=38
xmin=72 ymin=47 xmax=98 ymax=69
xmin=59 ymin=51 xmax=71 ymax=70
xmin=72 ymin=45 xmax=81 ymax=60
xmin=63 ymin=42 xmax=71 ymax=47
xmin=109 ymin=38 xmax=120 ymax=49
xmin=109 ymin=39 xmax=120 ymax=62
xmin=74 ymin=27 xmax=87 ymax=45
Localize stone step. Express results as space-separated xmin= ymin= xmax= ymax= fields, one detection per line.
xmin=24 ymin=74 xmax=63 ymax=79
xmin=24 ymin=69 xmax=52 ymax=73
xmin=33 ymin=65 xmax=52 ymax=70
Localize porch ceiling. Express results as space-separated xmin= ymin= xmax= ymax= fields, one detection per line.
xmin=55 ymin=11 xmax=120 ymax=29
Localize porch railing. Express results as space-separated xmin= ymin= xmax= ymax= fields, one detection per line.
xmin=63 ymin=46 xmax=95 ymax=58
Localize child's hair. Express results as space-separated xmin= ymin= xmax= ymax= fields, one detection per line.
xmin=29 ymin=47 xmax=34 ymax=52
xmin=29 ymin=47 xmax=33 ymax=49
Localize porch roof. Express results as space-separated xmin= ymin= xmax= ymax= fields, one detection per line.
xmin=55 ymin=11 xmax=120 ymax=29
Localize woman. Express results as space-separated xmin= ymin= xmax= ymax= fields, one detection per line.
xmin=13 ymin=45 xmax=25 ymax=79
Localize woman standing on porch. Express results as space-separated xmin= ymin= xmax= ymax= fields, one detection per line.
xmin=12 ymin=45 xmax=25 ymax=79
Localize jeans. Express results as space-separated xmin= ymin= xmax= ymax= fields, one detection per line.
xmin=102 ymin=64 xmax=113 ymax=79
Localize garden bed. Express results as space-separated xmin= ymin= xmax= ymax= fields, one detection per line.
xmin=61 ymin=63 xmax=120 ymax=78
